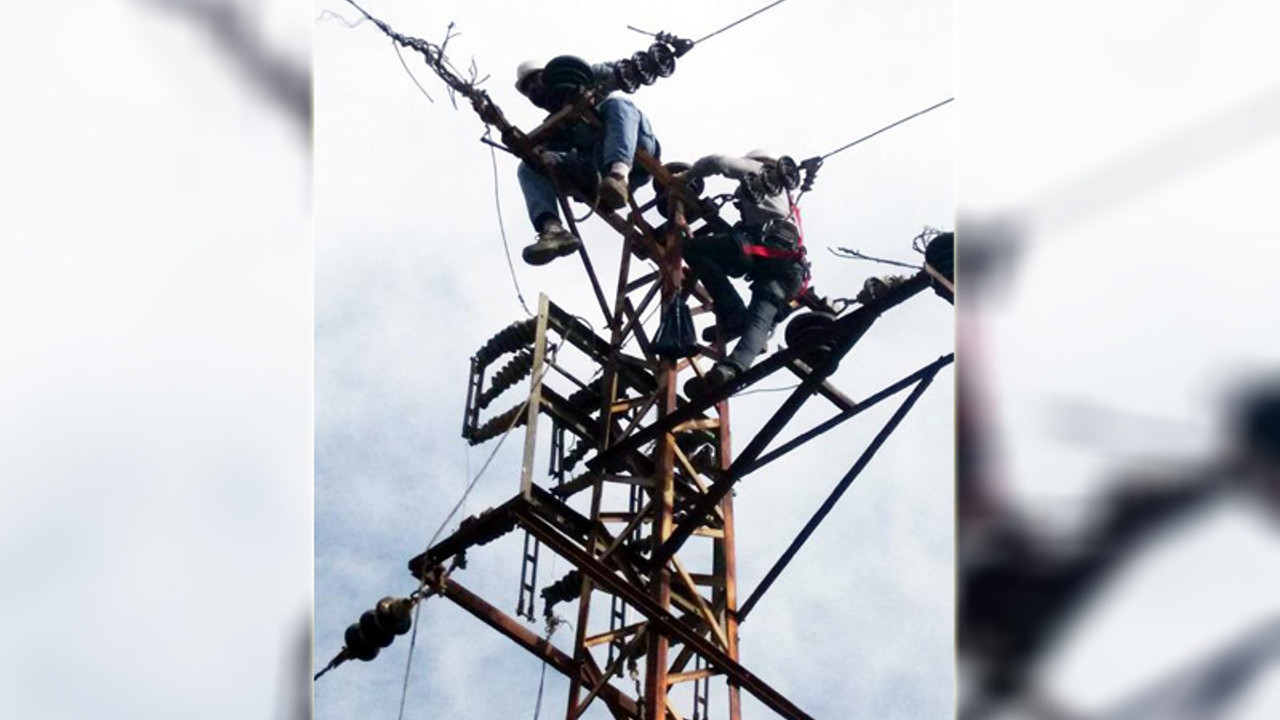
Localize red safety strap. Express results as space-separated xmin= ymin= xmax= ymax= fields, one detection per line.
xmin=790 ymin=196 xmax=811 ymax=296
xmin=741 ymin=191 xmax=811 ymax=297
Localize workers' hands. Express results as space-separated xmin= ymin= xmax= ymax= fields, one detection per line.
xmin=673 ymin=169 xmax=699 ymax=186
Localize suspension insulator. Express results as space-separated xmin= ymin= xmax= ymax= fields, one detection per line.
xmin=924 ymin=231 xmax=954 ymax=284
xmin=776 ymin=155 xmax=801 ymax=191
xmin=759 ymin=163 xmax=784 ymax=196
xmin=648 ymin=42 xmax=676 ymax=77
xmin=477 ymin=350 xmax=534 ymax=410
xmin=740 ymin=172 xmax=766 ymax=204
xmin=631 ymin=51 xmax=658 ymax=86
xmin=344 ymin=622 xmax=381 ymax=662
xmin=474 ymin=318 xmax=538 ymax=368
xmin=376 ymin=596 xmax=414 ymax=635
xmin=359 ymin=610 xmax=396 ymax=649
xmin=784 ymin=310 xmax=838 ymax=367
xmin=612 ymin=58 xmax=641 ymax=93
xmin=562 ymin=439 xmax=592 ymax=472
xmin=540 ymin=569 xmax=583 ymax=609
xmin=469 ymin=404 xmax=526 ymax=445
xmin=457 ymin=508 xmax=519 ymax=546
xmin=566 ymin=382 xmax=603 ymax=412
xmin=543 ymin=55 xmax=595 ymax=107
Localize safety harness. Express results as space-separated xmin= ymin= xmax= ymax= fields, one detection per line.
xmin=738 ymin=188 xmax=811 ymax=298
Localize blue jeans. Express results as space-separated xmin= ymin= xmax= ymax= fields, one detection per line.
xmin=517 ymin=96 xmax=659 ymax=230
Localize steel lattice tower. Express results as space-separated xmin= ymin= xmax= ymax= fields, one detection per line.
xmin=316 ymin=26 xmax=954 ymax=720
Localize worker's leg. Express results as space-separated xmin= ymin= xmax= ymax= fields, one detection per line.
xmin=517 ymin=161 xmax=580 ymax=265
xmin=597 ymin=97 xmax=656 ymax=211
xmin=517 ymin=161 xmax=561 ymax=231
xmin=599 ymin=97 xmax=648 ymax=175
xmin=723 ymin=265 xmax=804 ymax=372
xmin=684 ymin=235 xmax=747 ymax=329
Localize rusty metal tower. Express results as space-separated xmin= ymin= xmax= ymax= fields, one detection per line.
xmin=316 ymin=15 xmax=954 ymax=720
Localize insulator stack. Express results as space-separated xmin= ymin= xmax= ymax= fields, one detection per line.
xmin=466 ymin=403 xmax=527 ymax=445
xmin=562 ymin=438 xmax=593 ymax=473
xmin=611 ymin=35 xmax=690 ymax=94
xmin=565 ymin=379 xmax=604 ymax=413
xmin=342 ymin=596 xmax=414 ymax=662
xmin=476 ymin=350 xmax=534 ymax=410
xmin=457 ymin=507 xmax=519 ymax=547
xmin=539 ymin=569 xmax=583 ymax=617
xmin=474 ymin=318 xmax=538 ymax=368
xmin=776 ymin=155 xmax=801 ymax=190
xmin=924 ymin=231 xmax=954 ymax=283
xmin=740 ymin=155 xmax=802 ymax=202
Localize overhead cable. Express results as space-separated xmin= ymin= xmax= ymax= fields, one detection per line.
xmin=695 ymin=0 xmax=792 ymax=44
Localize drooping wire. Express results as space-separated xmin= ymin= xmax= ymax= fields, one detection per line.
xmin=828 ymin=246 xmax=921 ymax=269
xmin=531 ymin=653 xmax=549 ymax=720
xmin=529 ymin=616 xmax=565 ymax=720
xmin=487 ymin=128 xmax=533 ymax=316
xmin=911 ymin=225 xmax=942 ymax=255
xmin=695 ymin=0 xmax=792 ymax=44
xmin=392 ymin=39 xmax=436 ymax=104
xmin=737 ymin=383 xmax=802 ymax=397
xmin=394 ymin=361 xmax=554 ymax=720
xmin=316 ymin=9 xmax=366 ymax=28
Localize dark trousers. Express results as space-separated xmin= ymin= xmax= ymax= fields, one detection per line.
xmin=684 ymin=233 xmax=804 ymax=373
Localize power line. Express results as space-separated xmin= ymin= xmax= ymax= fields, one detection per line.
xmin=695 ymin=0 xmax=792 ymax=45
xmin=828 ymin=246 xmax=921 ymax=269
xmin=394 ymin=366 xmax=549 ymax=720
xmin=316 ymin=9 xmax=366 ymax=28
xmin=487 ymin=129 xmax=533 ymax=316
xmin=392 ymin=39 xmax=435 ymax=104
xmin=737 ymin=383 xmax=802 ymax=397
xmin=819 ymin=97 xmax=953 ymax=160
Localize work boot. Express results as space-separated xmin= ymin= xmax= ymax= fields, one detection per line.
xmin=683 ymin=364 xmax=739 ymax=401
xmin=521 ymin=220 xmax=581 ymax=266
xmin=598 ymin=172 xmax=630 ymax=212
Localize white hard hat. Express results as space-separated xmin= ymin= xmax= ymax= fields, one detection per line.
xmin=515 ymin=59 xmax=545 ymax=92
xmin=745 ymin=148 xmax=777 ymax=161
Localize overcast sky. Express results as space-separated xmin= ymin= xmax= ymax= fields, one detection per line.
xmin=2 ymin=2 xmax=311 ymax=719
xmin=4 ymin=1 xmax=1276 ymax=719
xmin=958 ymin=1 xmax=1280 ymax=717
xmin=313 ymin=1 xmax=954 ymax=718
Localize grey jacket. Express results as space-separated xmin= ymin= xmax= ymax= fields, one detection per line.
xmin=687 ymin=154 xmax=797 ymax=235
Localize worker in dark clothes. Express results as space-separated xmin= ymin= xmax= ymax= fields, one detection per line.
xmin=679 ymin=149 xmax=808 ymax=399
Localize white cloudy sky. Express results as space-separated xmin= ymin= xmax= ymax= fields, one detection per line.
xmin=959 ymin=1 xmax=1280 ymax=717
xmin=313 ymin=1 xmax=954 ymax=718
xmin=6 ymin=2 xmax=1273 ymax=719
xmin=1 ymin=1 xmax=311 ymax=719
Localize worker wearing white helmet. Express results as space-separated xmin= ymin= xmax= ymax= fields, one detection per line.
xmin=679 ymin=149 xmax=808 ymax=399
xmin=510 ymin=55 xmax=661 ymax=266
xmin=514 ymin=59 xmax=544 ymax=94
